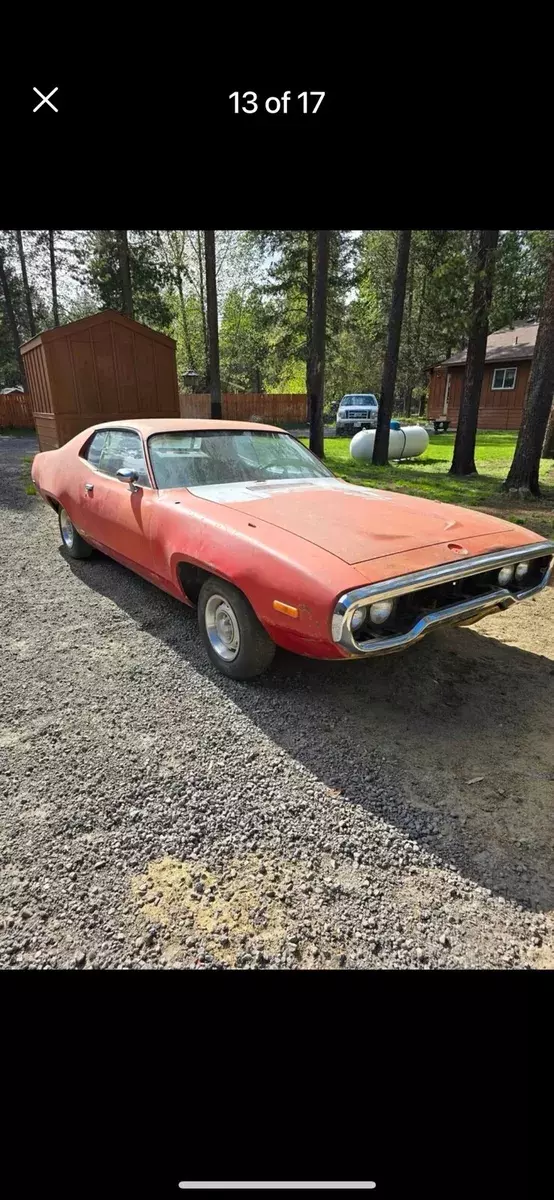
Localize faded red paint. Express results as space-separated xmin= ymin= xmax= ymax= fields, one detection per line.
xmin=32 ymin=418 xmax=549 ymax=661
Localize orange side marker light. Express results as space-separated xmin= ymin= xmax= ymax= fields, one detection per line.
xmin=273 ymin=600 xmax=299 ymax=618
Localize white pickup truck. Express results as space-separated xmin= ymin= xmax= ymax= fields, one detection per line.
xmin=335 ymin=393 xmax=379 ymax=436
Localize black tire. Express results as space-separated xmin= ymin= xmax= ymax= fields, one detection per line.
xmin=58 ymin=507 xmax=92 ymax=559
xmin=336 ymin=425 xmax=346 ymax=437
xmin=197 ymin=576 xmax=276 ymax=680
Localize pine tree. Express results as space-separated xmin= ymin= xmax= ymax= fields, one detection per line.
xmin=48 ymin=231 xmax=60 ymax=326
xmin=0 ymin=245 xmax=24 ymax=383
xmin=15 ymin=231 xmax=36 ymax=337
xmin=204 ymin=231 xmax=222 ymax=419
xmin=449 ymin=230 xmax=499 ymax=476
xmin=115 ymin=230 xmax=133 ymax=318
xmin=372 ymin=231 xmax=412 ymax=466
xmin=503 ymin=242 xmax=554 ymax=494
xmin=308 ymin=232 xmax=331 ymax=459
xmin=81 ymin=231 xmax=171 ymax=329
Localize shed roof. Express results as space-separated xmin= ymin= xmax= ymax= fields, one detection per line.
xmin=20 ymin=309 xmax=176 ymax=355
xmin=437 ymin=321 xmax=538 ymax=368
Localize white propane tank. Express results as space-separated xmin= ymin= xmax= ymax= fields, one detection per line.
xmin=350 ymin=425 xmax=429 ymax=461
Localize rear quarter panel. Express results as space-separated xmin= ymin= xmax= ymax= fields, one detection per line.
xmin=32 ymin=432 xmax=94 ymax=532
xmin=33 ymin=431 xmax=89 ymax=499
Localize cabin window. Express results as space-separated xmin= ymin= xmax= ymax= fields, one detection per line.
xmin=492 ymin=367 xmax=517 ymax=390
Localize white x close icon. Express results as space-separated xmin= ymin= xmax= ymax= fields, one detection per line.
xmin=33 ymin=87 xmax=58 ymax=112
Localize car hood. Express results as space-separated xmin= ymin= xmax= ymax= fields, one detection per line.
xmin=187 ymin=477 xmax=520 ymax=565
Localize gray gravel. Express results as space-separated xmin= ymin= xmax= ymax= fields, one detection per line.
xmin=0 ymin=434 xmax=551 ymax=969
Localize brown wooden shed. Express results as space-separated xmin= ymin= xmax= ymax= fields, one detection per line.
xmin=20 ymin=310 xmax=180 ymax=451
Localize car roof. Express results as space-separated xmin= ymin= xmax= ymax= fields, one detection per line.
xmin=89 ymin=417 xmax=284 ymax=435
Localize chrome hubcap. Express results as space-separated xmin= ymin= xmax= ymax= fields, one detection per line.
xmin=60 ymin=510 xmax=74 ymax=548
xmin=204 ymin=594 xmax=240 ymax=661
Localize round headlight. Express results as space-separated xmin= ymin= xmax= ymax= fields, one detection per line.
xmin=369 ymin=599 xmax=394 ymax=625
xmin=351 ymin=606 xmax=368 ymax=632
xmin=498 ymin=566 xmax=515 ymax=586
xmin=515 ymin=561 xmax=529 ymax=582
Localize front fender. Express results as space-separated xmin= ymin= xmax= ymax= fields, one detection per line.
xmin=156 ymin=500 xmax=362 ymax=659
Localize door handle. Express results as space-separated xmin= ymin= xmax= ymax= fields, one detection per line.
xmin=85 ymin=483 xmax=94 ymax=493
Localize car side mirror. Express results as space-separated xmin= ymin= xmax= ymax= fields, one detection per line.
xmin=117 ymin=467 xmax=140 ymax=491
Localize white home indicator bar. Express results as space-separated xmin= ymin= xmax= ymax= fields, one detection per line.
xmin=178 ymin=1186 xmax=376 ymax=1191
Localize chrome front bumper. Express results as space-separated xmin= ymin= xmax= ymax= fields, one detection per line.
xmin=331 ymin=541 xmax=554 ymax=657
xmin=336 ymin=420 xmax=377 ymax=430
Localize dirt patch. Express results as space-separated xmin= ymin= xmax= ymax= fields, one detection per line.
xmin=131 ymin=853 xmax=349 ymax=968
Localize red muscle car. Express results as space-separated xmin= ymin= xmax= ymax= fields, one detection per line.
xmin=31 ymin=419 xmax=554 ymax=680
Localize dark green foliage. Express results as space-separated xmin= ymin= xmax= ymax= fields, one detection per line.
xmin=247 ymin=231 xmax=355 ymax=393
xmin=219 ymin=288 xmax=274 ymax=392
xmin=490 ymin=230 xmax=551 ymax=330
xmin=78 ymin=231 xmax=173 ymax=330
xmin=0 ymin=234 xmax=49 ymax=384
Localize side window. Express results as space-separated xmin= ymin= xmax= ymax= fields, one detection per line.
xmin=82 ymin=431 xmax=108 ymax=467
xmin=492 ymin=367 xmax=517 ymax=390
xmin=97 ymin=430 xmax=150 ymax=486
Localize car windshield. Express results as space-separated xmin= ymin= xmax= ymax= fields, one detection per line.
xmin=148 ymin=430 xmax=333 ymax=489
xmin=341 ymin=395 xmax=377 ymax=407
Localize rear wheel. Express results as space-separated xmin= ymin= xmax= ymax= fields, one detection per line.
xmin=58 ymin=508 xmax=92 ymax=559
xmin=198 ymin=577 xmax=276 ymax=680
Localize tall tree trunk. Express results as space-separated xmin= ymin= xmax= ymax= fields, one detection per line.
xmin=503 ymin=248 xmax=554 ymax=494
xmin=373 ymin=231 xmax=412 ymax=466
xmin=204 ymin=231 xmax=222 ymax=419
xmin=402 ymin=245 xmax=415 ymax=415
xmin=16 ymin=230 xmax=36 ymax=337
xmin=197 ymin=231 xmax=209 ymax=379
xmin=0 ymin=249 xmax=24 ymax=384
xmin=305 ymin=231 xmax=314 ymax=394
xmin=48 ymin=230 xmax=60 ymax=326
xmin=176 ymin=270 xmax=196 ymax=369
xmin=115 ymin=230 xmax=133 ymax=317
xmin=450 ymin=230 xmax=499 ymax=476
xmin=308 ymin=231 xmax=330 ymax=460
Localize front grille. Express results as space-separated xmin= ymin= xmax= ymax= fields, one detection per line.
xmin=352 ymin=555 xmax=551 ymax=642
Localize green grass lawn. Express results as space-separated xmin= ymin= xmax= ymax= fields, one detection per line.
xmin=302 ymin=432 xmax=554 ymax=540
xmin=21 ymin=454 xmax=36 ymax=495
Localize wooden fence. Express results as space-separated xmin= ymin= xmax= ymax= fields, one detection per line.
xmin=0 ymin=392 xmax=35 ymax=429
xmin=0 ymin=389 xmax=307 ymax=432
xmin=179 ymin=393 xmax=308 ymax=424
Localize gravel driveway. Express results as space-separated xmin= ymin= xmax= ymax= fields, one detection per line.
xmin=1 ymin=434 xmax=553 ymax=969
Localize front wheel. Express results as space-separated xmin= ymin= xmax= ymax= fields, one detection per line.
xmin=197 ymin=577 xmax=276 ymax=680
xmin=58 ymin=508 xmax=92 ymax=559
